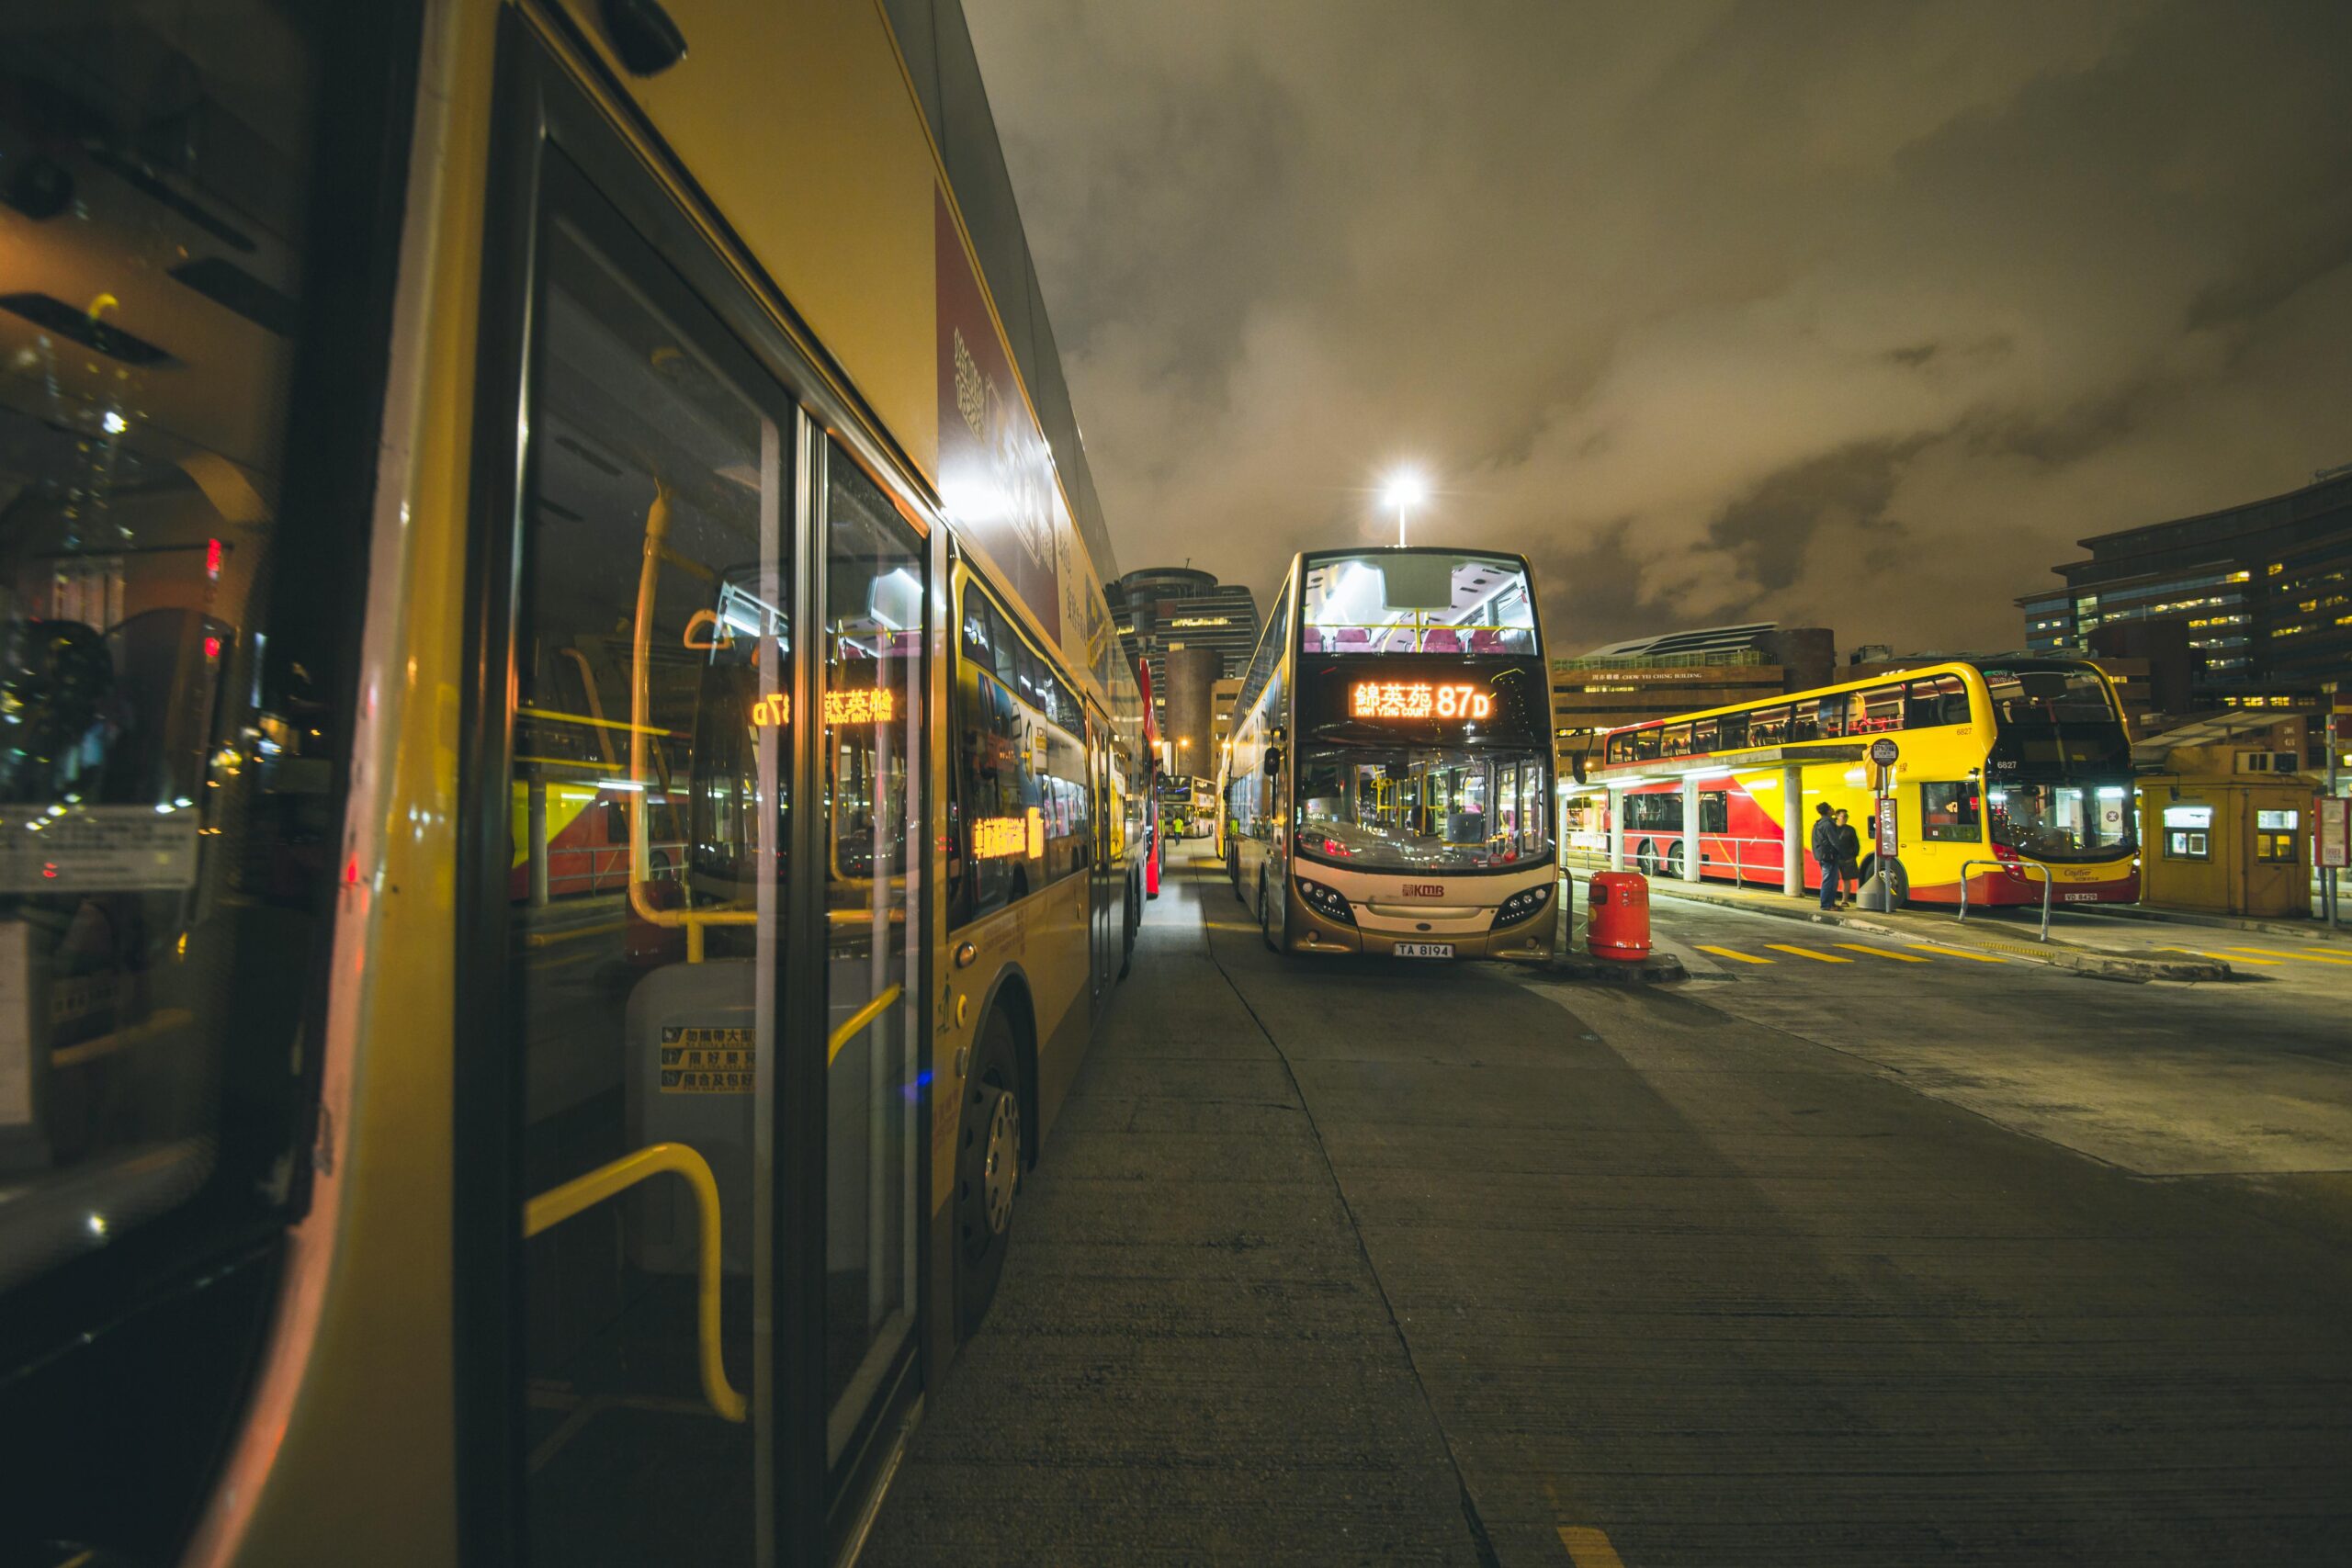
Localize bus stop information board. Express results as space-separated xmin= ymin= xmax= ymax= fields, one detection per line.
xmin=2319 ymin=795 xmax=2350 ymax=871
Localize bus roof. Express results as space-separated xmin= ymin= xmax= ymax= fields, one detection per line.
xmin=1597 ymin=657 xmax=2115 ymax=739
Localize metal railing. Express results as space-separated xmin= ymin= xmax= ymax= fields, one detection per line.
xmin=524 ymin=1141 xmax=746 ymax=1423
xmin=1957 ymin=858 xmax=2052 ymax=942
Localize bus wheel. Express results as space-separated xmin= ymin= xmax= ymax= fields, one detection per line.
xmin=1118 ymin=874 xmax=1137 ymax=978
xmin=1635 ymin=840 xmax=1658 ymax=876
xmin=649 ymin=849 xmax=673 ymax=882
xmin=956 ymin=1009 xmax=1023 ymax=1334
xmin=1867 ymin=855 xmax=1911 ymax=907
xmin=1665 ymin=842 xmax=1685 ymax=880
xmin=1259 ymin=870 xmax=1285 ymax=953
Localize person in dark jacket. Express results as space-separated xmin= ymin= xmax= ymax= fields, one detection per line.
xmin=1811 ymin=802 xmax=1841 ymax=910
xmin=1833 ymin=807 xmax=1863 ymax=907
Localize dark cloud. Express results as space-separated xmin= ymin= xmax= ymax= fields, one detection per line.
xmin=965 ymin=0 xmax=2352 ymax=652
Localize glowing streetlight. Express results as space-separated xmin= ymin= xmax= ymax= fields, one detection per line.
xmin=1384 ymin=469 xmax=1427 ymax=547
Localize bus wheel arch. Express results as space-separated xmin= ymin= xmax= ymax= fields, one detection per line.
xmin=956 ymin=977 xmax=1036 ymax=1334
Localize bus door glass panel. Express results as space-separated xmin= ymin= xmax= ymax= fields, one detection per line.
xmin=513 ymin=213 xmax=783 ymax=1562
xmin=819 ymin=445 xmax=923 ymax=1465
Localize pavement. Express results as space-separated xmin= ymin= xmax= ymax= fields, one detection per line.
xmin=865 ymin=848 xmax=2352 ymax=1567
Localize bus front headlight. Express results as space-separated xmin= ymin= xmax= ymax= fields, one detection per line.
xmin=1295 ymin=876 xmax=1356 ymax=925
xmin=1493 ymin=883 xmax=1553 ymax=928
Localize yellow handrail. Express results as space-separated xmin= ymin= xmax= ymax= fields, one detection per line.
xmin=629 ymin=486 xmax=755 ymax=963
xmin=827 ymin=982 xmax=903 ymax=1064
xmin=522 ymin=1142 xmax=746 ymax=1423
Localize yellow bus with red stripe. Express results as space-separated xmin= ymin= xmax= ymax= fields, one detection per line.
xmin=1591 ymin=660 xmax=2139 ymax=907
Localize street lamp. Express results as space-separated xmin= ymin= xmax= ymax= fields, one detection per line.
xmin=1384 ymin=469 xmax=1426 ymax=548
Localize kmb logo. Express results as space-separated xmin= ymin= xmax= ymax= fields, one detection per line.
xmin=1402 ymin=884 xmax=1445 ymax=897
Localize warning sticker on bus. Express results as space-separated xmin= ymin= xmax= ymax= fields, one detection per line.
xmin=660 ymin=1025 xmax=755 ymax=1094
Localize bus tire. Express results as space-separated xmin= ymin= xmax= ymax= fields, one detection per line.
xmin=1865 ymin=854 xmax=1910 ymax=907
xmin=956 ymin=1008 xmax=1023 ymax=1335
xmin=649 ymin=849 xmax=673 ymax=882
xmin=1118 ymin=874 xmax=1137 ymax=979
xmin=1259 ymin=870 xmax=1286 ymax=953
xmin=1665 ymin=842 xmax=1685 ymax=880
xmin=1635 ymin=840 xmax=1659 ymax=877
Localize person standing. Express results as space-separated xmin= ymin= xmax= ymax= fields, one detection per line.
xmin=1833 ymin=807 xmax=1863 ymax=908
xmin=1811 ymin=802 xmax=1841 ymax=911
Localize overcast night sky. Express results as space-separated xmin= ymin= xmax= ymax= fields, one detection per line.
xmin=963 ymin=0 xmax=2352 ymax=654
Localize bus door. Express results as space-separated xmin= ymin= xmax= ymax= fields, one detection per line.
xmin=816 ymin=443 xmax=924 ymax=1493
xmin=469 ymin=113 xmax=923 ymax=1565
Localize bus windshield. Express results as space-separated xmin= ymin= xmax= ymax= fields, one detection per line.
xmin=1295 ymin=746 xmax=1553 ymax=872
xmin=1989 ymin=783 xmax=2135 ymax=861
xmin=1979 ymin=664 xmax=2120 ymax=727
xmin=1299 ymin=550 xmax=1537 ymax=655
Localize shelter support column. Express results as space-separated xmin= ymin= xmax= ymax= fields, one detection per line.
xmin=1607 ymin=785 xmax=1626 ymax=873
xmin=1679 ymin=775 xmax=1702 ymax=884
xmin=1781 ymin=764 xmax=1803 ymax=897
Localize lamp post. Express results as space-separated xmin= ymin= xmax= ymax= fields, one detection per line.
xmin=1384 ymin=470 xmax=1427 ymax=548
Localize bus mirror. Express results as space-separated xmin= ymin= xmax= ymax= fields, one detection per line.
xmin=1571 ymin=751 xmax=1589 ymax=785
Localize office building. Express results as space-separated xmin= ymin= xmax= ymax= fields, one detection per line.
xmin=2018 ymin=467 xmax=2352 ymax=690
xmin=1108 ymin=566 xmax=1261 ymax=733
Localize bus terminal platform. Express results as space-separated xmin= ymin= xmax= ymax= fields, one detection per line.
xmin=865 ymin=849 xmax=2352 ymax=1566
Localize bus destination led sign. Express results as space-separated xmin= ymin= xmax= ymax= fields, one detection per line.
xmin=1349 ymin=681 xmax=1492 ymax=721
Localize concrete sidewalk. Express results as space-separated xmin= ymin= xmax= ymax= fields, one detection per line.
xmin=1631 ymin=875 xmax=2232 ymax=982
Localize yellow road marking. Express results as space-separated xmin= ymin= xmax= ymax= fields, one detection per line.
xmin=1558 ymin=1526 xmax=1628 ymax=1568
xmin=2220 ymin=945 xmax=2352 ymax=965
xmin=1765 ymin=943 xmax=1850 ymax=962
xmin=1834 ymin=942 xmax=1928 ymax=963
xmin=1695 ymin=944 xmax=1771 ymax=964
xmin=1905 ymin=943 xmax=2007 ymax=963
xmin=2158 ymin=946 xmax=2272 ymax=964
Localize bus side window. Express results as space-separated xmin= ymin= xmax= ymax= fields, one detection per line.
xmin=1920 ymin=783 xmax=1981 ymax=841
xmin=604 ymin=800 xmax=630 ymax=842
xmin=1699 ymin=791 xmax=1729 ymax=834
xmin=1907 ymin=676 xmax=1967 ymax=728
xmin=1717 ymin=712 xmax=1748 ymax=750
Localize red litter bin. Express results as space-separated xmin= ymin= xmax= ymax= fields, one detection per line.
xmin=1587 ymin=870 xmax=1651 ymax=962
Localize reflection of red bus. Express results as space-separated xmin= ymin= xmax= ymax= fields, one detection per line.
xmin=507 ymin=782 xmax=684 ymax=901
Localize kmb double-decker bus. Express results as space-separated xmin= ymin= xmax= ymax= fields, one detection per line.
xmin=1591 ymin=660 xmax=2140 ymax=906
xmin=1226 ymin=548 xmax=1560 ymax=959
xmin=0 ymin=3 xmax=1150 ymax=1564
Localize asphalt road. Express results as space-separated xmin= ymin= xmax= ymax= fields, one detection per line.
xmin=866 ymin=852 xmax=2352 ymax=1565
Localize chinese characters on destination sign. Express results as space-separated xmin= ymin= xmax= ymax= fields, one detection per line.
xmin=1349 ymin=682 xmax=1492 ymax=721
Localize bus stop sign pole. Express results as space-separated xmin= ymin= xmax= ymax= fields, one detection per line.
xmin=1858 ymin=738 xmax=1900 ymax=912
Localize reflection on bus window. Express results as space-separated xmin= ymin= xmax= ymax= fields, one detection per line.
xmin=0 ymin=0 xmax=352 ymax=1289
xmin=1297 ymin=551 xmax=1537 ymax=655
xmin=1988 ymin=783 xmax=2132 ymax=861
xmin=1294 ymin=746 xmax=1552 ymax=872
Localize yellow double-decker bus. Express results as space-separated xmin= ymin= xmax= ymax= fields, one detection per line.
xmin=1589 ymin=660 xmax=2140 ymax=907
xmin=0 ymin=2 xmax=1149 ymax=1563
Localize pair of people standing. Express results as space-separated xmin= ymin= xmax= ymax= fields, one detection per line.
xmin=1811 ymin=801 xmax=1863 ymax=909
